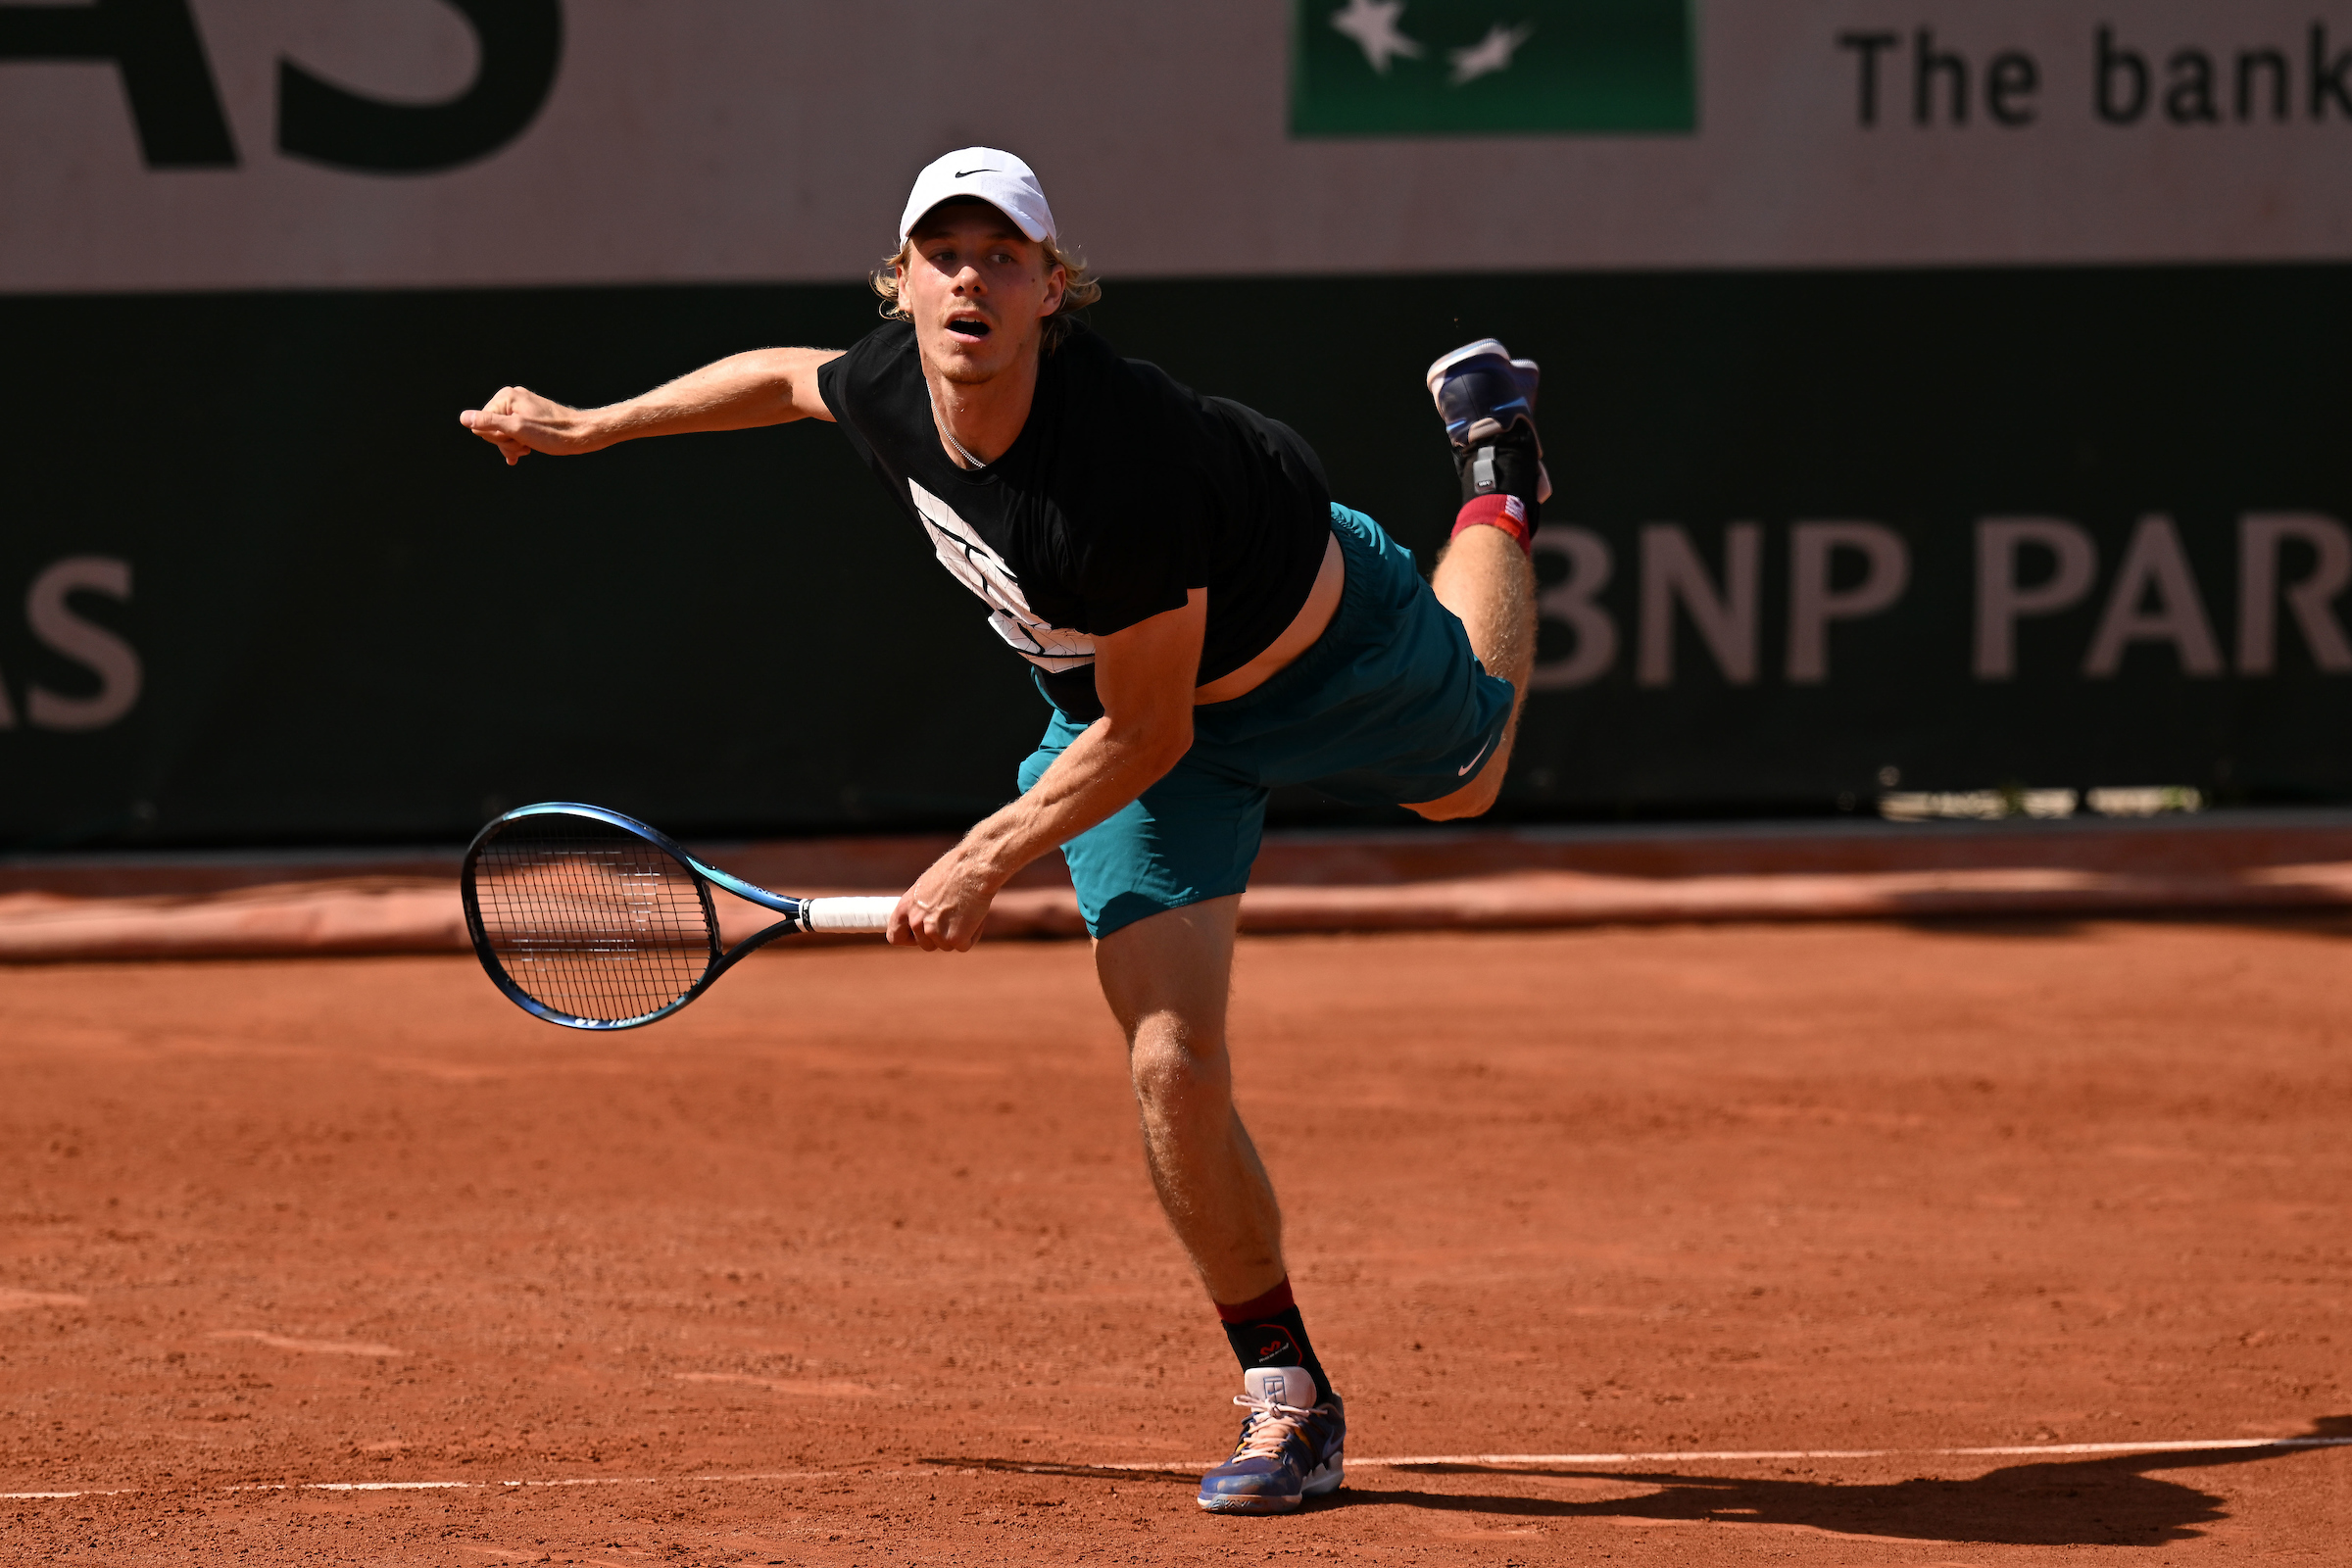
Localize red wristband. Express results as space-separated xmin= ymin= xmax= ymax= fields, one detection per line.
xmin=1451 ymin=493 xmax=1534 ymax=556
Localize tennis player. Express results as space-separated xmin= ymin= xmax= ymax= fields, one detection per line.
xmin=461 ymin=149 xmax=1545 ymax=1515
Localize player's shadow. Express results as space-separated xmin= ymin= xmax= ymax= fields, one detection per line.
xmin=1336 ymin=1415 xmax=2351 ymax=1545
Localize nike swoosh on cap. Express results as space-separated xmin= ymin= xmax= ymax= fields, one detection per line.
xmin=953 ymin=168 xmax=994 ymax=177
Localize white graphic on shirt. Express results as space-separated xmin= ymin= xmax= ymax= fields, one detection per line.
xmin=907 ymin=480 xmax=1097 ymax=673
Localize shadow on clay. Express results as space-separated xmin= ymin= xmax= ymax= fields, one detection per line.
xmin=1332 ymin=1415 xmax=2351 ymax=1546
xmin=926 ymin=1415 xmax=2350 ymax=1547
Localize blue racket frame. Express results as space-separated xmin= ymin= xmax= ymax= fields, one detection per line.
xmin=461 ymin=801 xmax=822 ymax=1031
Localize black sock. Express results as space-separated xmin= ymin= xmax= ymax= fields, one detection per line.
xmin=1216 ymin=1279 xmax=1336 ymax=1405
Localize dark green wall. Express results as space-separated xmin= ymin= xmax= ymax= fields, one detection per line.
xmin=6 ymin=263 xmax=2350 ymax=849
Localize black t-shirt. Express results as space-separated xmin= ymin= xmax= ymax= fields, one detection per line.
xmin=816 ymin=319 xmax=1332 ymax=718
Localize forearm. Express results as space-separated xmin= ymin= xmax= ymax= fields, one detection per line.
xmin=893 ymin=595 xmax=1205 ymax=952
xmin=958 ymin=715 xmax=1186 ymax=890
xmin=586 ymin=347 xmax=833 ymax=446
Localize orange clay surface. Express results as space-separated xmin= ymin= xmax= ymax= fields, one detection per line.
xmin=3 ymin=919 xmax=2348 ymax=1565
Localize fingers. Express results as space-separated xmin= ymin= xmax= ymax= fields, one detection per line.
xmin=912 ymin=909 xmax=951 ymax=953
xmin=891 ymin=894 xmax=950 ymax=950
xmin=924 ymin=908 xmax=984 ymax=953
xmin=461 ymin=408 xmax=522 ymax=437
xmin=887 ymin=897 xmax=983 ymax=953
xmin=460 ymin=389 xmax=522 ymax=427
xmin=460 ymin=408 xmax=535 ymax=465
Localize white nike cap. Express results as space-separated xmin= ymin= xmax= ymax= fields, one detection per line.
xmin=897 ymin=147 xmax=1056 ymax=246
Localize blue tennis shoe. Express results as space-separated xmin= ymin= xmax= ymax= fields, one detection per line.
xmin=1196 ymin=1365 xmax=1346 ymax=1514
xmin=1425 ymin=337 xmax=1552 ymax=505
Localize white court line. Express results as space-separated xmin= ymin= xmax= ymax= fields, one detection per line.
xmin=314 ymin=1471 xmax=842 ymax=1493
xmin=6 ymin=1440 xmax=2344 ymax=1500
xmin=6 ymin=1471 xmax=845 ymax=1500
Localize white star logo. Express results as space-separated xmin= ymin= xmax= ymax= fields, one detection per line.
xmin=1330 ymin=0 xmax=1422 ymax=74
xmin=1448 ymin=21 xmax=1536 ymax=85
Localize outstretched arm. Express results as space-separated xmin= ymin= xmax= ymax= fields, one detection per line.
xmin=890 ymin=591 xmax=1207 ymax=952
xmin=459 ymin=346 xmax=843 ymax=466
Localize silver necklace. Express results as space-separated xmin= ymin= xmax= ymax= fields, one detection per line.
xmin=931 ymin=393 xmax=990 ymax=470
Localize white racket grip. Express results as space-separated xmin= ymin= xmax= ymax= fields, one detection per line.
xmin=803 ymin=895 xmax=900 ymax=934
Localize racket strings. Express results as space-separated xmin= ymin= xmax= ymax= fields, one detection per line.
xmin=471 ymin=820 xmax=712 ymax=1024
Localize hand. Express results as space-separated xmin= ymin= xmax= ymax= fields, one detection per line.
xmin=888 ymin=843 xmax=1002 ymax=952
xmin=459 ymin=386 xmax=599 ymax=466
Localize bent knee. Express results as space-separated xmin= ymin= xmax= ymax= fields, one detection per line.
xmin=1127 ymin=1021 xmax=1228 ymax=1106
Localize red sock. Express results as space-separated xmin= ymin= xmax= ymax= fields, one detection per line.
xmin=1451 ymin=493 xmax=1534 ymax=557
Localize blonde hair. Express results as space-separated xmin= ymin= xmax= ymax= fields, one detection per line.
xmin=871 ymin=220 xmax=1101 ymax=350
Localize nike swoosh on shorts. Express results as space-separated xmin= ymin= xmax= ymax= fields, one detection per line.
xmin=1457 ymin=737 xmax=1493 ymax=776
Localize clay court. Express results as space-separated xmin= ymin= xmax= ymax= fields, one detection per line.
xmin=4 ymin=916 xmax=2346 ymax=1564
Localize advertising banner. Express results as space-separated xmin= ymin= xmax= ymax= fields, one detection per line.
xmin=4 ymin=2 xmax=2349 ymax=844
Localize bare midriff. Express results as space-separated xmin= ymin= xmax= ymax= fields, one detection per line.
xmin=1193 ymin=529 xmax=1344 ymax=706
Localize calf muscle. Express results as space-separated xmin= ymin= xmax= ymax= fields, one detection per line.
xmin=1094 ymin=897 xmax=1288 ymax=1303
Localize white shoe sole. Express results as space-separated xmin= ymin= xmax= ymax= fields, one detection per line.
xmin=1196 ymin=1455 xmax=1344 ymax=1515
xmin=1425 ymin=337 xmax=1513 ymax=394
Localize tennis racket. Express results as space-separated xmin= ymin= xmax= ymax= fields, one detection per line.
xmin=461 ymin=802 xmax=899 ymax=1030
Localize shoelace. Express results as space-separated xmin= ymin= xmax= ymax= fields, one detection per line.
xmin=1227 ymin=1392 xmax=1318 ymax=1462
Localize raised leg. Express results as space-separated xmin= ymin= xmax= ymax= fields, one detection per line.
xmin=1091 ymin=894 xmax=1287 ymax=1303
xmin=1409 ymin=523 xmax=1536 ymax=821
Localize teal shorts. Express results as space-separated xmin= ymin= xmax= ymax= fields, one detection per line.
xmin=1017 ymin=503 xmax=1515 ymax=939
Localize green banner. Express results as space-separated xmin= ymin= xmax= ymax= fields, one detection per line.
xmin=1292 ymin=0 xmax=1695 ymax=136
